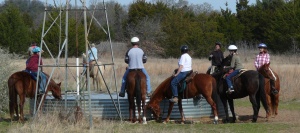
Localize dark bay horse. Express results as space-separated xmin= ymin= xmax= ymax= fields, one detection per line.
xmin=147 ymin=73 xmax=219 ymax=124
xmin=212 ymin=56 xmax=270 ymax=123
xmin=8 ymin=71 xmax=62 ymax=122
xmin=126 ymin=70 xmax=147 ymax=124
xmin=258 ymin=63 xmax=280 ymax=117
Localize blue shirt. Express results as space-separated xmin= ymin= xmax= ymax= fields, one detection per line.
xmin=88 ymin=47 xmax=98 ymax=62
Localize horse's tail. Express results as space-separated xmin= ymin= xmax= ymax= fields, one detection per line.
xmin=135 ymin=72 xmax=142 ymax=108
xmin=8 ymin=76 xmax=17 ymax=119
xmin=259 ymin=73 xmax=269 ymax=114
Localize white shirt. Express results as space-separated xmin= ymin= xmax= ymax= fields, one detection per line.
xmin=178 ymin=53 xmax=192 ymax=72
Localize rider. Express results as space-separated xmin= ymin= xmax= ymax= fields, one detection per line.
xmin=169 ymin=45 xmax=192 ymax=103
xmin=208 ymin=42 xmax=224 ymax=74
xmin=118 ymin=37 xmax=152 ymax=97
xmin=225 ymin=45 xmax=244 ymax=94
xmin=25 ymin=47 xmax=47 ymax=94
xmin=88 ymin=43 xmax=98 ymax=77
xmin=254 ymin=43 xmax=278 ymax=95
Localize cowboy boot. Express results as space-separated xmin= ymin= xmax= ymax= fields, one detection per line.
xmin=270 ymin=79 xmax=278 ymax=95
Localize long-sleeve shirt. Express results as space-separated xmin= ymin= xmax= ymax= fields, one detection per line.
xmin=254 ymin=52 xmax=270 ymax=70
xmin=208 ymin=49 xmax=224 ymax=66
xmin=230 ymin=54 xmax=243 ymax=70
xmin=26 ymin=54 xmax=43 ymax=72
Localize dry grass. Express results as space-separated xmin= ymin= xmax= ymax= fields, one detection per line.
xmin=12 ymin=48 xmax=300 ymax=101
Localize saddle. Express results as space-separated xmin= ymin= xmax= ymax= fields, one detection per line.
xmin=223 ymin=69 xmax=248 ymax=81
xmin=23 ymin=70 xmax=45 ymax=93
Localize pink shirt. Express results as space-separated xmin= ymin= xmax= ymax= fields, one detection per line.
xmin=254 ymin=52 xmax=270 ymax=70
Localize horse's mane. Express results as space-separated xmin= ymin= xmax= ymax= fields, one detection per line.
xmin=151 ymin=76 xmax=172 ymax=99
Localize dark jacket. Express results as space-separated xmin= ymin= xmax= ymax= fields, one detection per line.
xmin=208 ymin=50 xmax=224 ymax=66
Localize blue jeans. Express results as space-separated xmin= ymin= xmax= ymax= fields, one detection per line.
xmin=120 ymin=68 xmax=152 ymax=93
xmin=171 ymin=71 xmax=189 ymax=97
xmin=226 ymin=69 xmax=240 ymax=89
xmin=25 ymin=70 xmax=47 ymax=92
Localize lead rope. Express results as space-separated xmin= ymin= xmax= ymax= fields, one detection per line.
xmin=269 ymin=68 xmax=277 ymax=81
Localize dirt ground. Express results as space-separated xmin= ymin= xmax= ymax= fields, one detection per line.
xmin=235 ymin=107 xmax=300 ymax=124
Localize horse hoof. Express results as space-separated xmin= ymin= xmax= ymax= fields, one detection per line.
xmin=213 ymin=120 xmax=218 ymax=124
xmin=162 ymin=121 xmax=167 ymax=124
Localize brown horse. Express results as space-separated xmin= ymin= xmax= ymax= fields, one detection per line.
xmin=126 ymin=69 xmax=147 ymax=124
xmin=8 ymin=71 xmax=62 ymax=122
xmin=258 ymin=63 xmax=280 ymax=117
xmin=82 ymin=53 xmax=105 ymax=91
xmin=147 ymin=73 xmax=219 ymax=124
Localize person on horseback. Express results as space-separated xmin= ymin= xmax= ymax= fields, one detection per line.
xmin=208 ymin=42 xmax=224 ymax=74
xmin=255 ymin=43 xmax=278 ymax=95
xmin=119 ymin=37 xmax=152 ymax=97
xmin=25 ymin=47 xmax=47 ymax=94
xmin=88 ymin=43 xmax=98 ymax=77
xmin=225 ymin=45 xmax=244 ymax=94
xmin=169 ymin=45 xmax=192 ymax=103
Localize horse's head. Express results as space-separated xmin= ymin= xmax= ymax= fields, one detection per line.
xmin=258 ymin=63 xmax=276 ymax=80
xmin=49 ymin=82 xmax=62 ymax=99
xmin=147 ymin=102 xmax=161 ymax=121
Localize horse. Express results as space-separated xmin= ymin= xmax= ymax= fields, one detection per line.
xmin=82 ymin=53 xmax=105 ymax=91
xmin=8 ymin=71 xmax=62 ymax=122
xmin=147 ymin=73 xmax=219 ymax=124
xmin=212 ymin=55 xmax=270 ymax=123
xmin=126 ymin=69 xmax=147 ymax=124
xmin=258 ymin=63 xmax=280 ymax=117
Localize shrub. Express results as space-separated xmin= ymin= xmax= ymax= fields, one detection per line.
xmin=0 ymin=48 xmax=20 ymax=115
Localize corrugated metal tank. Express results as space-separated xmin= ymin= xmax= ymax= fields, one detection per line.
xmin=33 ymin=92 xmax=231 ymax=121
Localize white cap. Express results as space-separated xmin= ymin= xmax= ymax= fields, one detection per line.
xmin=228 ymin=45 xmax=238 ymax=50
xmin=131 ymin=37 xmax=139 ymax=43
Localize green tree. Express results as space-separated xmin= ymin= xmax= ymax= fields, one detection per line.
xmin=218 ymin=7 xmax=243 ymax=44
xmin=0 ymin=4 xmax=30 ymax=54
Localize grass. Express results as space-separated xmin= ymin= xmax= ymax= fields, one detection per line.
xmin=1 ymin=118 xmax=298 ymax=133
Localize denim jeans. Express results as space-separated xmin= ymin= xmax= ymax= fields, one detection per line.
xmin=225 ymin=69 xmax=240 ymax=89
xmin=171 ymin=71 xmax=189 ymax=97
xmin=25 ymin=70 xmax=47 ymax=92
xmin=120 ymin=68 xmax=151 ymax=93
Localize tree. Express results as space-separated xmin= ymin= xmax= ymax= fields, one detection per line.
xmin=0 ymin=4 xmax=30 ymax=54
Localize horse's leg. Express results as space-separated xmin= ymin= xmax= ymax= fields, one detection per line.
xmin=274 ymin=94 xmax=279 ymax=116
xmin=248 ymin=95 xmax=258 ymax=122
xmin=164 ymin=102 xmax=174 ymax=123
xmin=220 ymin=96 xmax=230 ymax=123
xmin=178 ymin=99 xmax=185 ymax=124
xmin=19 ymin=95 xmax=25 ymax=122
xmin=142 ymin=96 xmax=147 ymax=124
xmin=227 ymin=98 xmax=236 ymax=123
xmin=265 ymin=79 xmax=273 ymax=117
xmin=204 ymin=95 xmax=219 ymax=124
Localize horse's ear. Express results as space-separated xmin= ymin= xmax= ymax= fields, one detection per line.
xmin=267 ymin=62 xmax=270 ymax=67
xmin=57 ymin=82 xmax=61 ymax=87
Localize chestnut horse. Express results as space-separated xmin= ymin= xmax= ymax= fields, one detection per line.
xmin=8 ymin=71 xmax=62 ymax=122
xmin=212 ymin=56 xmax=270 ymax=123
xmin=258 ymin=63 xmax=280 ymax=117
xmin=126 ymin=69 xmax=147 ymax=124
xmin=147 ymin=73 xmax=219 ymax=124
